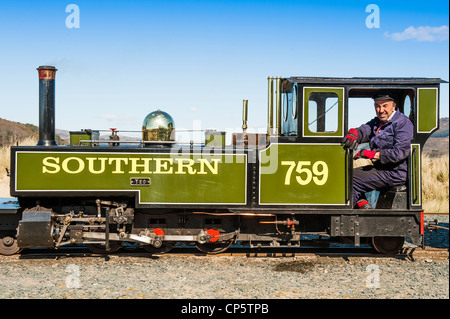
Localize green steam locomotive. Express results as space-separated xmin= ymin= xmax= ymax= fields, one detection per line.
xmin=0 ymin=66 xmax=444 ymax=255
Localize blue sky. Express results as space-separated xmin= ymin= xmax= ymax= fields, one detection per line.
xmin=0 ymin=0 xmax=448 ymax=141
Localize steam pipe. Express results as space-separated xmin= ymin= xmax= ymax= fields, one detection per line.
xmin=242 ymin=99 xmax=248 ymax=131
xmin=37 ymin=65 xmax=57 ymax=146
xmin=275 ymin=76 xmax=281 ymax=136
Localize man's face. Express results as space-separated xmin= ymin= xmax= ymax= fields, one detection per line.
xmin=374 ymin=100 xmax=396 ymax=122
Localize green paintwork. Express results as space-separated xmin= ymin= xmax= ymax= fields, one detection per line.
xmin=418 ymin=88 xmax=438 ymax=133
xmin=69 ymin=131 xmax=100 ymax=146
xmin=303 ymin=87 xmax=344 ymax=137
xmin=15 ymin=151 xmax=247 ymax=204
xmin=259 ymin=144 xmax=347 ymax=205
xmin=410 ymin=144 xmax=421 ymax=206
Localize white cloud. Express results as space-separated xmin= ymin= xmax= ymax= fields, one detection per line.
xmin=99 ymin=114 xmax=136 ymax=122
xmin=99 ymin=114 xmax=119 ymax=121
xmin=384 ymin=25 xmax=449 ymax=42
xmin=188 ymin=107 xmax=198 ymax=112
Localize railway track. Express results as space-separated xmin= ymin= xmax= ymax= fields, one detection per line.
xmin=3 ymin=245 xmax=448 ymax=260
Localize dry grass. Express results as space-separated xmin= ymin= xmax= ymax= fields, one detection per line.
xmin=422 ymin=154 xmax=449 ymax=213
xmin=0 ymin=136 xmax=38 ymax=173
xmin=0 ymin=140 xmax=448 ymax=213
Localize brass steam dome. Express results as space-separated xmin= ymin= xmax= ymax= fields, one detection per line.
xmin=142 ymin=109 xmax=175 ymax=142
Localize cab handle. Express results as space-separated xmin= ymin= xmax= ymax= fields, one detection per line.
xmin=412 ymin=147 xmax=418 ymax=204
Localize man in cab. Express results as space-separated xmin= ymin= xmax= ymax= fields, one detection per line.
xmin=343 ymin=92 xmax=414 ymax=209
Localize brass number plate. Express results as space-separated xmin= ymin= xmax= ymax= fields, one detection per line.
xmin=130 ymin=178 xmax=151 ymax=186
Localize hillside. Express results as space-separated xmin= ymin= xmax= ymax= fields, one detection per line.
xmin=0 ymin=118 xmax=67 ymax=146
xmin=0 ymin=118 xmax=38 ymax=146
xmin=430 ymin=117 xmax=449 ymax=137
xmin=424 ymin=117 xmax=449 ymax=157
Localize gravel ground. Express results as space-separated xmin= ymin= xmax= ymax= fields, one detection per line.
xmin=0 ymin=253 xmax=448 ymax=300
xmin=1 ymin=214 xmax=448 ymax=301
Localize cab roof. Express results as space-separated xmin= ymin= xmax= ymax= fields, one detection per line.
xmin=286 ymin=77 xmax=447 ymax=85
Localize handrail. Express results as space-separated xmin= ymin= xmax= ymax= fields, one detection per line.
xmin=412 ymin=147 xmax=418 ymax=203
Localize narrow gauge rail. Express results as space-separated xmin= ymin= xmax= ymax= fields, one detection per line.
xmin=4 ymin=245 xmax=448 ymax=260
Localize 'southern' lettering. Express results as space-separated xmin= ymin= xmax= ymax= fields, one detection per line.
xmin=42 ymin=156 xmax=221 ymax=175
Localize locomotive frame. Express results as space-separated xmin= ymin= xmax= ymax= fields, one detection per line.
xmin=0 ymin=67 xmax=445 ymax=256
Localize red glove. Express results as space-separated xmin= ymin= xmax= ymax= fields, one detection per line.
xmin=342 ymin=128 xmax=359 ymax=150
xmin=354 ymin=149 xmax=377 ymax=160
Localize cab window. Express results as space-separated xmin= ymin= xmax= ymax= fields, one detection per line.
xmin=303 ymin=87 xmax=344 ymax=137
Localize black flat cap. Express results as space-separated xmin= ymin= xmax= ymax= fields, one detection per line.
xmin=372 ymin=91 xmax=396 ymax=101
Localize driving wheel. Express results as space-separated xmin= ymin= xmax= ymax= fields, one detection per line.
xmin=143 ymin=243 xmax=174 ymax=254
xmin=371 ymin=236 xmax=405 ymax=255
xmin=86 ymin=241 xmax=122 ymax=254
xmin=195 ymin=241 xmax=233 ymax=255
xmin=0 ymin=231 xmax=21 ymax=256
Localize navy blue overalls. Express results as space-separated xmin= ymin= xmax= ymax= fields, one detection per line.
xmin=352 ymin=111 xmax=414 ymax=207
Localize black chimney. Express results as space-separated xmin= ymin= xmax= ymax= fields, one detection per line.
xmin=37 ymin=66 xmax=58 ymax=146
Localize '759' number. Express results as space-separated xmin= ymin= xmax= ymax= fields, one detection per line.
xmin=281 ymin=161 xmax=328 ymax=186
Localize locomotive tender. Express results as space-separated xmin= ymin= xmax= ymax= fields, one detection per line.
xmin=0 ymin=66 xmax=444 ymax=255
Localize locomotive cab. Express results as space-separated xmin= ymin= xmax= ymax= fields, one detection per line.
xmin=257 ymin=76 xmax=444 ymax=253
xmin=268 ymin=76 xmax=443 ymax=211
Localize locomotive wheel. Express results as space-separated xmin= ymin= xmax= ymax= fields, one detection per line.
xmin=86 ymin=241 xmax=122 ymax=254
xmin=371 ymin=236 xmax=405 ymax=255
xmin=143 ymin=243 xmax=174 ymax=254
xmin=0 ymin=231 xmax=21 ymax=256
xmin=195 ymin=240 xmax=233 ymax=255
